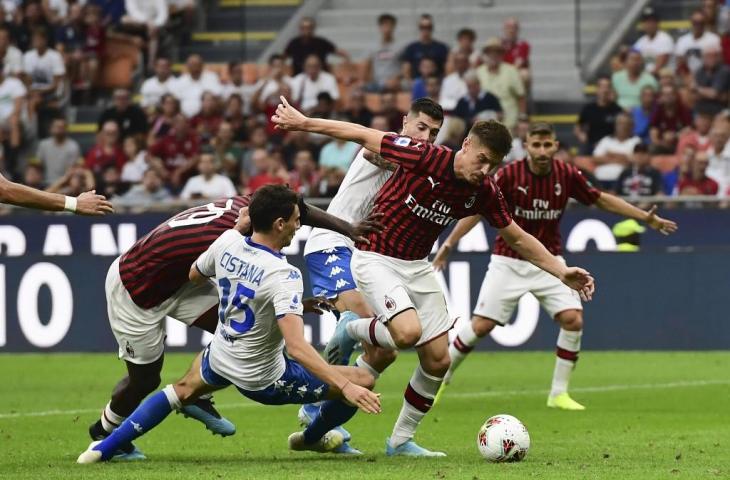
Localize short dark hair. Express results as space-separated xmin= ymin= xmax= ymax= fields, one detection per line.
xmin=227 ymin=60 xmax=241 ymax=71
xmin=378 ymin=13 xmax=396 ymax=25
xmin=457 ymin=28 xmax=476 ymax=41
xmin=468 ymin=120 xmax=512 ymax=158
xmin=409 ymin=97 xmax=444 ymax=123
xmin=268 ymin=53 xmax=284 ymax=64
xmin=633 ymin=142 xmax=649 ymax=153
xmin=32 ymin=27 xmax=48 ymax=40
xmin=528 ymin=122 xmax=555 ymax=137
xmin=249 ymin=185 xmax=299 ymax=233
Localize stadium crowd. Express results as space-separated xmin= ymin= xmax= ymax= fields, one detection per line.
xmin=2 ymin=1 xmax=730 ymax=210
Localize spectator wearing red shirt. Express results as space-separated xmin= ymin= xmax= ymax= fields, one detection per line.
xmin=649 ymin=85 xmax=693 ymax=153
xmin=678 ymin=151 xmax=719 ymax=195
xmin=501 ymin=17 xmax=530 ymax=86
xmin=189 ymin=91 xmax=223 ymax=145
xmin=288 ymin=149 xmax=322 ymax=197
xmin=675 ymin=111 xmax=713 ymax=155
xmin=84 ymin=120 xmax=126 ymax=175
xmin=245 ymin=148 xmax=288 ymax=193
xmin=149 ymin=114 xmax=201 ymax=186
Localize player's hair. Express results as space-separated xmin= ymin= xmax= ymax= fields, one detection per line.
xmin=468 ymin=120 xmax=512 ymax=158
xmin=249 ymin=185 xmax=299 ymax=233
xmin=409 ymin=97 xmax=444 ymax=123
xmin=528 ymin=122 xmax=555 ymax=137
xmin=378 ymin=13 xmax=396 ymax=25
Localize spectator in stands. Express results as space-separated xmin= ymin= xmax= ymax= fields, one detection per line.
xmin=85 ymin=120 xmax=126 ymax=176
xmin=370 ymin=114 xmax=389 ymax=132
xmin=649 ymin=84 xmax=692 ymax=153
xmin=281 ymin=129 xmax=317 ymax=170
xmin=611 ymin=49 xmax=658 ymax=111
xmin=47 ymin=163 xmax=95 ymax=196
xmin=439 ymin=51 xmax=469 ymax=112
xmin=180 ymin=152 xmax=237 ymax=200
xmin=211 ymin=120 xmax=243 ymax=180
xmin=189 ymin=91 xmax=222 ymax=145
xmin=222 ymin=61 xmax=257 ymax=115
xmin=80 ymin=3 xmax=105 ymax=91
xmin=251 ymin=54 xmax=293 ymax=112
xmin=475 ymin=37 xmax=525 ymax=130
xmin=554 ymin=144 xmax=600 ymax=186
xmin=616 ymin=142 xmax=663 ymax=197
xmin=115 ymin=168 xmax=172 ymax=206
xmin=364 ymin=13 xmax=401 ymax=92
xmin=453 ymin=70 xmax=502 ymax=130
xmin=678 ymin=150 xmax=719 ymax=195
xmin=241 ymin=126 xmax=271 ymax=177
xmin=675 ymin=9 xmax=721 ymax=77
xmin=633 ymin=7 xmax=674 ymax=76
xmin=149 ymin=113 xmax=200 ymax=185
xmin=97 ymin=88 xmax=149 ymax=141
xmin=676 ymin=110 xmax=713 ymax=154
xmin=96 ymin=164 xmax=129 ymax=199
xmin=575 ymin=76 xmax=623 ymax=155
xmin=246 ymin=148 xmax=289 ymax=193
xmin=288 ymin=149 xmax=321 ymax=197
xmin=411 ymin=57 xmax=438 ymax=99
xmin=703 ymin=0 xmax=721 ymax=32
xmin=310 ymin=91 xmax=336 ymax=120
xmin=93 ymin=0 xmax=126 ymax=28
xmin=140 ymin=57 xmax=175 ymax=110
xmin=222 ymin=94 xmax=247 ymax=141
xmin=501 ymin=17 xmax=530 ymax=87
xmin=23 ymin=28 xmax=66 ymax=121
xmin=447 ymin=28 xmax=478 ymax=71
xmin=121 ymin=0 xmax=168 ymax=71
xmin=344 ymin=89 xmax=373 ymax=127
xmin=593 ymin=112 xmax=641 ymax=190
xmin=173 ymin=54 xmax=223 ymax=118
xmin=121 ymin=136 xmax=150 ymax=183
xmin=693 ymin=46 xmax=730 ymax=116
xmin=284 ymin=16 xmax=350 ymax=76
xmin=319 ymin=130 xmax=359 ymax=172
xmin=439 ymin=116 xmax=466 ymax=150
xmin=148 ymin=93 xmax=179 ymax=144
xmin=15 ymin=1 xmax=53 ymax=52
xmin=504 ymin=115 xmax=529 ymax=163
xmin=36 ymin=117 xmax=80 ymax=184
xmin=705 ymin=124 xmax=730 ymax=195
xmin=166 ymin=0 xmax=195 ymax=45
xmin=402 ymin=14 xmax=449 ymax=77
xmin=23 ymin=163 xmax=45 ymax=190
xmin=289 ymin=54 xmax=339 ymax=113
xmin=0 ymin=63 xmax=25 ymax=155
xmin=0 ymin=26 xmax=23 ymax=76
xmin=379 ymin=90 xmax=403 ymax=132
xmin=424 ymin=75 xmax=441 ymax=103
xmin=632 ymin=85 xmax=655 ymax=143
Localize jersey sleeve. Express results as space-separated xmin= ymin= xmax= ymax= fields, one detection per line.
xmin=272 ymin=267 xmax=304 ymax=318
xmin=194 ymin=230 xmax=239 ymax=277
xmin=379 ymin=133 xmax=435 ymax=173
xmin=569 ymin=165 xmax=601 ymax=205
xmin=478 ymin=178 xmax=513 ymax=229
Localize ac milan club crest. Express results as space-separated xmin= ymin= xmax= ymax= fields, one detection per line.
xmin=384 ymin=295 xmax=396 ymax=312
xmin=465 ymin=194 xmax=476 ymax=208
xmin=554 ymin=182 xmax=562 ymax=196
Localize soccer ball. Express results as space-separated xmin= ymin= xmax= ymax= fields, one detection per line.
xmin=477 ymin=414 xmax=530 ymax=462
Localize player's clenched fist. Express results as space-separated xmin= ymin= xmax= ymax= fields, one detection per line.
xmin=341 ymin=381 xmax=381 ymax=414
xmin=271 ymin=96 xmax=307 ymax=131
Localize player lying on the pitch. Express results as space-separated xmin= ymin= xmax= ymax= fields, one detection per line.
xmin=0 ymin=172 xmax=112 ymax=214
xmin=77 ymin=185 xmax=382 ymax=463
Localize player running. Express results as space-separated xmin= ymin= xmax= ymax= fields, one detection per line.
xmin=89 ymin=189 xmax=384 ymax=460
xmin=78 ymin=185 xmax=382 ymax=463
xmin=0 ymin=173 xmax=112 ymax=214
xmin=272 ymin=97 xmax=595 ymax=457
xmin=298 ymin=98 xmax=444 ymax=454
xmin=432 ymin=123 xmax=678 ymax=410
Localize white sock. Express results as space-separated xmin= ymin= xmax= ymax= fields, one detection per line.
xmin=355 ymin=354 xmax=380 ymax=380
xmin=100 ymin=402 xmax=125 ymax=433
xmin=448 ymin=321 xmax=482 ymax=377
xmin=162 ymin=384 xmax=182 ymax=410
xmin=550 ymin=329 xmax=582 ymax=397
xmin=346 ymin=317 xmax=398 ymax=350
xmin=390 ymin=365 xmax=443 ymax=448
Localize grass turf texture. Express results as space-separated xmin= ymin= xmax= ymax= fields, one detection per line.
xmin=1 ymin=351 xmax=728 ymax=479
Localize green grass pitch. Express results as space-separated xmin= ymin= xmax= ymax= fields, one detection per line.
xmin=1 ymin=351 xmax=729 ymax=479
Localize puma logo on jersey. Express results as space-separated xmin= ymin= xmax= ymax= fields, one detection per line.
xmin=427 ymin=176 xmax=441 ymax=190
xmin=517 ymin=186 xmax=529 ymax=195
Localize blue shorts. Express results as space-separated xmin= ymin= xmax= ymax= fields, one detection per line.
xmin=200 ymin=345 xmax=330 ymax=405
xmin=304 ymin=247 xmax=356 ymax=299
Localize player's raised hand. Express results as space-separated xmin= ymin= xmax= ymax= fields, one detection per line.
xmin=302 ymin=297 xmax=334 ymax=314
xmin=341 ymin=381 xmax=381 ymax=414
xmin=271 ymin=96 xmax=307 ymax=131
xmin=645 ymin=205 xmax=678 ymax=235
xmin=560 ymin=267 xmax=595 ymax=302
xmin=76 ymin=190 xmax=114 ymax=216
xmin=432 ymin=243 xmax=453 ymax=272
xmin=350 ymin=212 xmax=386 ymax=245
xmin=234 ymin=206 xmax=251 ymax=234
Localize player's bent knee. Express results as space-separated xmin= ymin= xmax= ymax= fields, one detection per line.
xmin=391 ymin=327 xmax=421 ymax=349
xmin=556 ymin=310 xmax=583 ymax=331
xmin=472 ymin=316 xmax=498 ymax=337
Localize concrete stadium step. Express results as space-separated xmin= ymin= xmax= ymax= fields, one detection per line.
xmin=180 ymin=43 xmax=267 ymax=62
xmin=205 ymin=9 xmax=297 ymax=31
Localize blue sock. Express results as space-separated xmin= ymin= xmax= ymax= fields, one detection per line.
xmin=94 ymin=386 xmax=180 ymax=460
xmin=302 ymin=399 xmax=357 ymax=444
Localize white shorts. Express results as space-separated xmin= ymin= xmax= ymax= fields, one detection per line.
xmin=351 ymin=249 xmax=453 ymax=346
xmin=106 ymin=257 xmax=219 ymax=364
xmin=473 ymin=254 xmax=582 ymax=325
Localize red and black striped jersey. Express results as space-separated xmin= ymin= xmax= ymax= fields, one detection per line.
xmin=356 ymin=134 xmax=512 ymax=260
xmin=492 ymin=158 xmax=601 ymax=259
xmin=119 ymin=196 xmax=250 ymax=308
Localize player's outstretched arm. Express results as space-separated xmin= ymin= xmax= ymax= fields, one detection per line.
xmin=498 ymin=221 xmax=595 ymax=301
xmin=271 ymin=96 xmax=385 ymax=153
xmin=277 ymin=313 xmax=382 ymax=414
xmin=594 ymin=192 xmax=678 ymax=235
xmin=432 ymin=215 xmax=481 ymax=271
xmin=0 ymin=174 xmax=113 ymax=215
xmin=304 ymin=202 xmax=385 ymax=245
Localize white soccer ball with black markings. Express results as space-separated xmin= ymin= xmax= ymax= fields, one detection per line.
xmin=477 ymin=414 xmax=530 ymax=462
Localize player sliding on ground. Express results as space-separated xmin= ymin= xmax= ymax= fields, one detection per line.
xmin=0 ymin=172 xmax=112 ymax=214
xmin=271 ymin=96 xmax=595 ymax=457
xmin=78 ymin=185 xmax=382 ymax=463
xmin=432 ymin=123 xmax=678 ymax=410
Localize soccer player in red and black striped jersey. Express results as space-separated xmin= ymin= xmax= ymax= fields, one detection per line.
xmin=88 ymin=192 xmax=385 ymax=459
xmin=272 ymin=98 xmax=595 ymax=456
xmin=433 ymin=123 xmax=677 ymax=411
